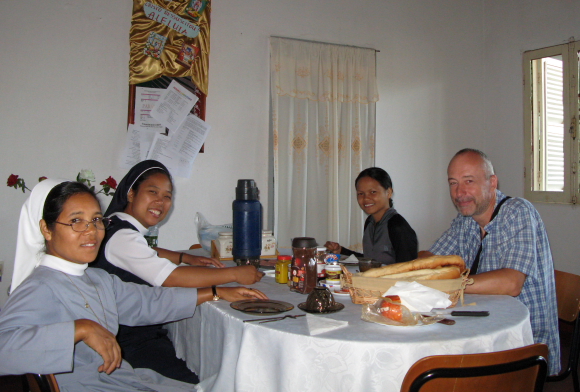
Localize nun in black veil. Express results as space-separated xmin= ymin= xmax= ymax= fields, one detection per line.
xmin=91 ymin=160 xmax=265 ymax=382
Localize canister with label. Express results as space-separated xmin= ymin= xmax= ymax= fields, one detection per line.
xmin=325 ymin=264 xmax=342 ymax=288
xmin=325 ymin=264 xmax=342 ymax=291
xmin=316 ymin=246 xmax=327 ymax=283
xmin=290 ymin=237 xmax=318 ymax=294
xmin=262 ymin=230 xmax=277 ymax=256
xmin=275 ymin=255 xmax=291 ymax=284
xmin=216 ymin=232 xmax=233 ymax=258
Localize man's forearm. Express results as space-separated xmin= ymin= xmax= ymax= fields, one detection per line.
xmin=464 ymin=268 xmax=526 ymax=296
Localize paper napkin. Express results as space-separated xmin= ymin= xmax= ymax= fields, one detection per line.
xmin=343 ymin=254 xmax=359 ymax=263
xmin=306 ymin=314 xmax=349 ymax=335
xmin=384 ymin=281 xmax=451 ymax=312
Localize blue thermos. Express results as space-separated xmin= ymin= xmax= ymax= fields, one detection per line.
xmin=232 ymin=179 xmax=262 ymax=267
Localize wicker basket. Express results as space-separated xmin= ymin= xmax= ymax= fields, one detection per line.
xmin=340 ymin=265 xmax=471 ymax=308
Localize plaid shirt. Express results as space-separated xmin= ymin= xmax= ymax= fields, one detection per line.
xmin=430 ymin=190 xmax=560 ymax=375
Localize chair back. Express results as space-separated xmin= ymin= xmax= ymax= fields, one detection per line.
xmin=26 ymin=374 xmax=60 ymax=392
xmin=546 ymin=269 xmax=580 ymax=388
xmin=554 ymin=269 xmax=580 ymax=323
xmin=400 ymin=343 xmax=548 ymax=392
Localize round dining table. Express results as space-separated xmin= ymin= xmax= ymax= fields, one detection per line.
xmin=165 ymin=261 xmax=534 ymax=392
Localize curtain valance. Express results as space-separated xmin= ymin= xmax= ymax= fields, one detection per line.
xmin=270 ymin=37 xmax=379 ymax=104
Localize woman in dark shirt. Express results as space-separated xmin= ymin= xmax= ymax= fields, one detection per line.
xmin=325 ymin=167 xmax=418 ymax=265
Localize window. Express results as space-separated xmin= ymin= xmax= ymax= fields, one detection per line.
xmin=523 ymin=41 xmax=579 ymax=204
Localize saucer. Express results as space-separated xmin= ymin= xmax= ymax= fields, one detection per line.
xmin=231 ymin=299 xmax=294 ymax=315
xmin=331 ymin=288 xmax=351 ymax=297
xmin=297 ymin=302 xmax=345 ymax=314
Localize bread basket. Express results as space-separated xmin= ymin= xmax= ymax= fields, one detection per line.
xmin=340 ymin=265 xmax=471 ymax=308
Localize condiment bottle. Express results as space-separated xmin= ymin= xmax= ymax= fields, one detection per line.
xmin=275 ymin=255 xmax=292 ymax=284
xmin=316 ymin=246 xmax=327 ymax=284
xmin=325 ymin=263 xmax=342 ymax=290
xmin=290 ymin=237 xmax=318 ymax=294
xmin=144 ymin=225 xmax=159 ymax=248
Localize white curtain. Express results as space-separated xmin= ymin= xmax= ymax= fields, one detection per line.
xmin=270 ymin=37 xmax=379 ymax=250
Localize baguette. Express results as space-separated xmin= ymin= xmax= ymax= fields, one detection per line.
xmin=379 ymin=266 xmax=461 ymax=280
xmin=361 ymin=255 xmax=465 ymax=278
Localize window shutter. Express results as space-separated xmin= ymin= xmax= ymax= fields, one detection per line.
xmin=542 ymin=58 xmax=565 ymax=192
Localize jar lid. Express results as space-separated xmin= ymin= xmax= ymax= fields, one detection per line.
xmin=218 ymin=232 xmax=233 ymax=237
xmin=316 ymin=246 xmax=327 ymax=251
xmin=262 ymin=230 xmax=273 ymax=235
xmin=277 ymin=255 xmax=292 ymax=261
xmin=291 ymin=237 xmax=317 ymax=248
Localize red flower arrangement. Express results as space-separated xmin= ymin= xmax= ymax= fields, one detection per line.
xmin=6 ymin=174 xmax=33 ymax=193
xmin=7 ymin=170 xmax=117 ymax=196
xmin=99 ymin=176 xmax=118 ymax=196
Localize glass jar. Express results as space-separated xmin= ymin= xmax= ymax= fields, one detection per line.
xmin=315 ymin=246 xmax=327 ymax=283
xmin=275 ymin=255 xmax=291 ymax=284
xmin=325 ymin=264 xmax=342 ymax=287
xmin=290 ymin=237 xmax=318 ymax=294
xmin=277 ymin=255 xmax=293 ymax=283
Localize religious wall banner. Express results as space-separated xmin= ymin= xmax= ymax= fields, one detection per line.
xmin=130 ymin=0 xmax=210 ymax=93
xmin=128 ymin=0 xmax=210 ymax=126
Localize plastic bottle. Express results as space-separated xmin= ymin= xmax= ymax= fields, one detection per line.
xmin=144 ymin=225 xmax=159 ymax=248
xmin=232 ymin=179 xmax=262 ymax=268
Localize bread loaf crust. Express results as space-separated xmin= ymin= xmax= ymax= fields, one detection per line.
xmin=379 ymin=266 xmax=461 ymax=280
xmin=361 ymin=255 xmax=466 ymax=278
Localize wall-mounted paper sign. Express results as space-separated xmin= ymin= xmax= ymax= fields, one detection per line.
xmin=150 ymin=79 xmax=198 ymax=132
xmin=144 ymin=2 xmax=200 ymax=38
xmin=128 ymin=76 xmax=206 ymax=153
xmin=120 ymin=125 xmax=163 ymax=169
xmin=135 ymin=87 xmax=165 ymax=131
xmin=146 ymin=113 xmax=211 ymax=178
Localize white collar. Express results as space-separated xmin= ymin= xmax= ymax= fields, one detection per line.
xmin=39 ymin=254 xmax=88 ymax=276
xmin=110 ymin=212 xmax=149 ymax=235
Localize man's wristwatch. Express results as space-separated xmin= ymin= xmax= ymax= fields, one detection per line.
xmin=212 ymin=285 xmax=220 ymax=301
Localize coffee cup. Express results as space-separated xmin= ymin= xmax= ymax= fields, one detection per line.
xmin=304 ymin=287 xmax=336 ymax=312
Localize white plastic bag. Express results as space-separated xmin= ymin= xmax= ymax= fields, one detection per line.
xmin=195 ymin=212 xmax=233 ymax=252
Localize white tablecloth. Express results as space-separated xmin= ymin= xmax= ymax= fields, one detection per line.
xmin=166 ymin=268 xmax=533 ymax=392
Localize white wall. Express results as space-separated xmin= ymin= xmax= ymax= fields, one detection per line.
xmin=481 ymin=0 xmax=580 ymax=274
xmin=0 ymin=0 xmax=133 ymax=305
xmin=373 ymin=2 xmax=486 ymax=248
xmin=1 ymin=0 xmax=576 ymax=306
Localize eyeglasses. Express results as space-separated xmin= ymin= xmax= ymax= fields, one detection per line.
xmin=55 ymin=217 xmax=111 ymax=232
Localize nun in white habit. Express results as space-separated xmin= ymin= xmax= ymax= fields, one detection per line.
xmin=0 ymin=180 xmax=264 ymax=391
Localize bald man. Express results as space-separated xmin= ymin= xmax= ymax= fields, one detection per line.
xmin=421 ymin=148 xmax=560 ymax=375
